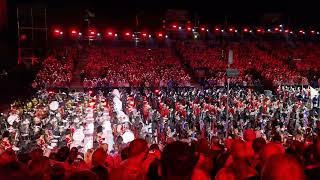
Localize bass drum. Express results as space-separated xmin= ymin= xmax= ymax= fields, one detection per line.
xmin=49 ymin=101 xmax=59 ymax=111
xmin=122 ymin=131 xmax=135 ymax=144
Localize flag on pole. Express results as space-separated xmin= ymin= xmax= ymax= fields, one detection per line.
xmin=87 ymin=10 xmax=95 ymax=18
xmin=310 ymin=86 xmax=319 ymax=99
xmin=136 ymin=15 xmax=139 ymax=26
xmin=309 ymin=86 xmax=319 ymax=108
xmin=228 ymin=50 xmax=233 ymax=65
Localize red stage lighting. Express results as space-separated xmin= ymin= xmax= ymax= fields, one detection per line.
xmin=243 ymin=28 xmax=248 ymax=32
xmin=201 ymin=27 xmax=205 ymax=31
xmin=187 ymin=27 xmax=192 ymax=31
xmin=108 ymin=32 xmax=113 ymax=36
xmin=142 ymin=33 xmax=147 ymax=37
xmin=172 ymin=25 xmax=177 ymax=28
xmin=215 ymin=28 xmax=220 ymax=32
xmin=158 ymin=33 xmax=163 ymax=37
xmin=20 ymin=34 xmax=27 ymax=41
xmin=70 ymin=29 xmax=78 ymax=38
xmin=125 ymin=32 xmax=130 ymax=36
xmin=229 ymin=28 xmax=234 ymax=32
xmin=90 ymin=31 xmax=95 ymax=35
xmin=311 ymin=30 xmax=315 ymax=34
xmin=88 ymin=90 xmax=93 ymax=94
xmin=54 ymin=29 xmax=61 ymax=36
xmin=285 ymin=29 xmax=289 ymax=33
xmin=257 ymin=29 xmax=262 ymax=32
xmin=275 ymin=27 xmax=279 ymax=31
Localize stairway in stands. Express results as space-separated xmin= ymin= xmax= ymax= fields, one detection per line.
xmin=172 ymin=46 xmax=201 ymax=88
xmin=70 ymin=53 xmax=87 ymax=90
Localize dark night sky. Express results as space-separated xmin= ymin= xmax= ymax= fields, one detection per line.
xmin=7 ymin=0 xmax=320 ymax=28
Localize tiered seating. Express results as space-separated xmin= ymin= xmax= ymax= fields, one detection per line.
xmin=82 ymin=47 xmax=191 ymax=87
xmin=32 ymin=47 xmax=77 ymax=88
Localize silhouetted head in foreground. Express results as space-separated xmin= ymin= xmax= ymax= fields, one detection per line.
xmin=261 ymin=154 xmax=305 ymax=180
xmin=161 ymin=141 xmax=197 ymax=180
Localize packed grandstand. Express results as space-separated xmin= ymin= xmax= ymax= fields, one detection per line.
xmin=0 ymin=37 xmax=320 ymax=180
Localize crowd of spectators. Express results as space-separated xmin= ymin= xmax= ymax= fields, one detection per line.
xmin=3 ymin=38 xmax=320 ymax=180
xmin=82 ymin=47 xmax=191 ymax=88
xmin=257 ymin=40 xmax=320 ymax=72
xmin=177 ymin=41 xmax=229 ymax=86
xmin=32 ymin=47 xmax=78 ymax=89
xmin=177 ymin=41 xmax=308 ymax=87
xmin=177 ymin=41 xmax=260 ymax=86
xmin=293 ymin=42 xmax=320 ymax=72
xmin=30 ymin=40 xmax=320 ymax=89
xmin=248 ymin=43 xmax=306 ymax=86
xmin=258 ymin=41 xmax=320 ymax=86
